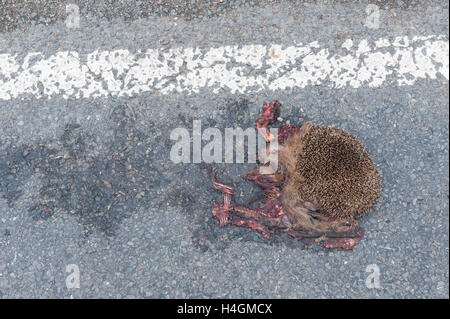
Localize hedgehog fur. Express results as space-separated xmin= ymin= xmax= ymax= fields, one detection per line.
xmin=279 ymin=122 xmax=381 ymax=233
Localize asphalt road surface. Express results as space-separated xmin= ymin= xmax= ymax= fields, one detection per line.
xmin=0 ymin=0 xmax=448 ymax=298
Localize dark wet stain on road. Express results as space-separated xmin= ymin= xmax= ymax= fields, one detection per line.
xmin=0 ymin=104 xmax=163 ymax=236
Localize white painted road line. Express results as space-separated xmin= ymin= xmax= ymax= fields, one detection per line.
xmin=0 ymin=35 xmax=448 ymax=101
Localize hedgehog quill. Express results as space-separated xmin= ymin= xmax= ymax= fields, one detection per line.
xmin=211 ymin=101 xmax=381 ymax=250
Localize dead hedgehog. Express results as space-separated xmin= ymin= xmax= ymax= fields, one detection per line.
xmin=211 ymin=101 xmax=381 ymax=250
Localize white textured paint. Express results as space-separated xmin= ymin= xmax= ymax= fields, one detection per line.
xmin=0 ymin=35 xmax=448 ymax=100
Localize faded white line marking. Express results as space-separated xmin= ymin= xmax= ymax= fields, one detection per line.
xmin=0 ymin=35 xmax=448 ymax=100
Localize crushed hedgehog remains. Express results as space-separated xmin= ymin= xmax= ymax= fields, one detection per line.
xmin=210 ymin=101 xmax=381 ymax=250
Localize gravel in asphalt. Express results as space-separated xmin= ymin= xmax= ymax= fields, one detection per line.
xmin=0 ymin=0 xmax=448 ymax=298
